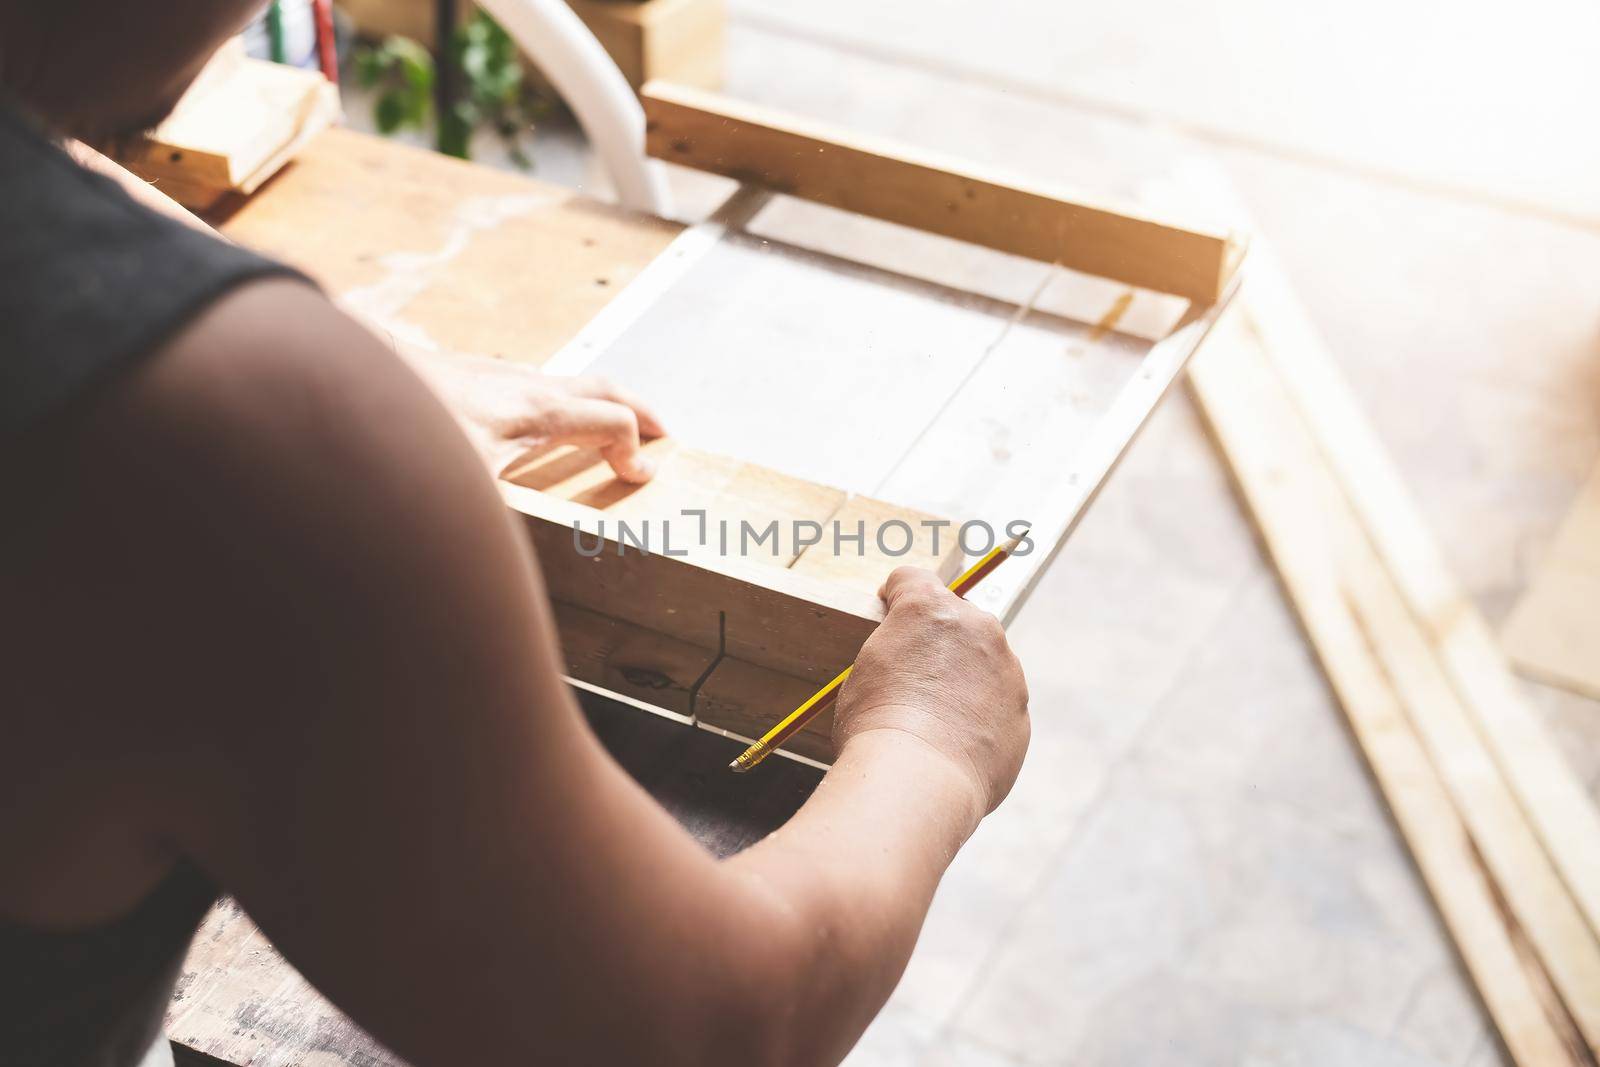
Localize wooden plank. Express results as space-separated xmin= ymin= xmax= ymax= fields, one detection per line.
xmin=117 ymin=51 xmax=339 ymax=205
xmin=505 ymin=437 xmax=846 ymax=566
xmin=641 ymin=81 xmax=1242 ymax=302
xmin=1503 ymin=461 xmax=1600 ymax=700
xmin=507 ymin=486 xmax=883 ymax=687
xmin=1235 ymin=228 xmax=1600 ymax=953
xmin=219 ymin=128 xmax=682 ymax=364
xmin=1188 ymin=315 xmax=1590 ymax=1067
xmin=551 ymin=602 xmax=834 ymax=759
xmin=1340 ymin=494 xmax=1600 ymax=1057
xmin=788 ymin=494 xmax=966 ymax=591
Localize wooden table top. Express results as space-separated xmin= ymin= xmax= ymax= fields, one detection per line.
xmin=214 ymin=127 xmax=681 ymax=365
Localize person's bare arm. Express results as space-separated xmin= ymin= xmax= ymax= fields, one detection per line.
xmin=91 ymin=280 xmax=1027 ymax=1067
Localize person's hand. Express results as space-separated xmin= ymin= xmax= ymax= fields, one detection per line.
xmin=410 ymin=350 xmax=666 ymax=482
xmin=834 ymin=567 xmax=1030 ymax=815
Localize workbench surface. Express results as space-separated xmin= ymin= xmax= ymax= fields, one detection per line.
xmin=214 ymin=127 xmax=681 ymax=365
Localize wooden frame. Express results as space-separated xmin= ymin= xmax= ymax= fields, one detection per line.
xmin=641 ymin=82 xmax=1243 ymax=303
xmin=507 ymin=86 xmax=1244 ymax=762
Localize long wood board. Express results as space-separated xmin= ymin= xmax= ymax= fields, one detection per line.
xmin=1189 ymin=313 xmax=1592 ymax=1067
xmin=1235 ymin=233 xmax=1600 ymax=954
xmin=641 ymin=81 xmax=1242 ymax=303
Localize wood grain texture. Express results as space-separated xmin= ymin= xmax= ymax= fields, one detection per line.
xmin=507 ymin=471 xmax=889 ymax=757
xmin=169 ymin=897 xmax=397 ymax=1065
xmin=508 ymin=442 xmax=957 ymax=757
xmin=788 ymin=494 xmax=967 ymax=591
xmin=506 ymin=437 xmax=846 ymax=566
xmin=1189 ymin=312 xmax=1591 ymax=1067
xmin=510 ymin=487 xmax=883 ymax=685
xmin=1234 ymin=229 xmax=1600 ymax=955
xmin=1343 ymin=517 xmax=1600 ymax=1057
xmin=641 ymin=81 xmax=1242 ymax=302
xmin=552 ymin=602 xmax=834 ymax=760
xmin=568 ymin=0 xmax=725 ymax=89
xmin=117 ymin=48 xmax=340 ymax=207
xmin=216 ymin=128 xmax=682 ymax=364
xmin=1503 ymin=462 xmax=1600 ymax=701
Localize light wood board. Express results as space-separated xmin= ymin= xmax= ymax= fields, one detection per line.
xmin=118 ymin=46 xmax=340 ymax=208
xmin=218 ymin=128 xmax=683 ymax=363
xmin=642 ymin=81 xmax=1242 ymax=302
xmin=1189 ymin=313 xmax=1593 ymax=1067
xmin=1236 ymin=228 xmax=1600 ymax=957
xmin=1503 ymin=461 xmax=1600 ymax=701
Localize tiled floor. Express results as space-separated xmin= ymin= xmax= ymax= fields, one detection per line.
xmin=349 ymin=6 xmax=1600 ymax=1063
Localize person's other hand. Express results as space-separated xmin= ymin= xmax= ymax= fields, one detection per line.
xmin=420 ymin=353 xmax=666 ymax=482
xmin=834 ymin=567 xmax=1030 ymax=815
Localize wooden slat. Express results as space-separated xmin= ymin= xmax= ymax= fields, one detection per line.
xmin=1236 ymin=232 xmax=1600 ymax=952
xmin=1189 ymin=314 xmax=1590 ymax=1067
xmin=551 ymin=602 xmax=834 ymax=760
xmin=641 ymin=81 xmax=1242 ymax=302
xmin=787 ymin=494 xmax=966 ymax=591
xmin=1503 ymin=461 xmax=1600 ymax=700
xmin=505 ymin=437 xmax=846 ymax=566
xmin=1341 ymin=491 xmax=1600 ymax=1056
xmin=507 ymin=486 xmax=883 ymax=686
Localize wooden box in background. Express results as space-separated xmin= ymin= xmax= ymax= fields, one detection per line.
xmin=335 ymin=0 xmax=724 ymax=89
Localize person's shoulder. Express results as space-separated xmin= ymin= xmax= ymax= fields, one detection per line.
xmin=107 ymin=278 xmax=484 ymax=515
xmin=50 ymin=275 xmax=518 ymax=720
xmin=124 ymin=277 xmax=422 ymax=455
xmin=60 ymin=276 xmax=500 ymax=606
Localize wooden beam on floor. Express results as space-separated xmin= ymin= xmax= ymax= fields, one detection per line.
xmin=1189 ymin=312 xmax=1593 ymax=1067
xmin=640 ymin=81 xmax=1243 ymax=303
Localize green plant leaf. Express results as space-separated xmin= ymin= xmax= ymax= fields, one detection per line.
xmin=374 ymin=91 xmax=408 ymax=134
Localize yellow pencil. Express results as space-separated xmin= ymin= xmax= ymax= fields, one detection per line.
xmin=728 ymin=531 xmax=1028 ymax=773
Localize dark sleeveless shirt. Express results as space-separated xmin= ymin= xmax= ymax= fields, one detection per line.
xmin=0 ymin=97 xmax=304 ymax=436
xmin=1 ymin=96 xmax=308 ymax=1065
